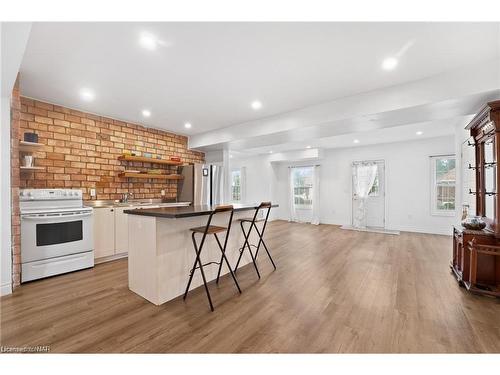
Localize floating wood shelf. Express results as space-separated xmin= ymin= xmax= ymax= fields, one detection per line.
xmin=19 ymin=141 xmax=44 ymax=152
xmin=118 ymin=172 xmax=184 ymax=180
xmin=20 ymin=166 xmax=45 ymax=171
xmin=118 ymin=155 xmax=183 ymax=165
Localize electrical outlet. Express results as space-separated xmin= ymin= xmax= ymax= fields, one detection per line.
xmin=90 ymin=188 xmax=96 ymax=198
xmin=161 ymin=190 xmax=166 ymax=196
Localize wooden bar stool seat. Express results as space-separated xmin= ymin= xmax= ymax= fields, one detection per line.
xmin=183 ymin=205 xmax=241 ymax=312
xmin=237 ymin=217 xmax=265 ymax=223
xmin=190 ymin=225 xmax=227 ymax=234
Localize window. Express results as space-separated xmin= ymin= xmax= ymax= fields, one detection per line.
xmin=368 ymin=168 xmax=380 ymax=197
xmin=431 ymin=155 xmax=456 ymax=215
xmin=292 ymin=167 xmax=313 ymax=209
xmin=231 ymin=169 xmax=241 ymax=202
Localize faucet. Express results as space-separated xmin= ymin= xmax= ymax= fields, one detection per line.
xmin=121 ymin=192 xmax=133 ymax=203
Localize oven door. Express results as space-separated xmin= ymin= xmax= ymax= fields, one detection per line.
xmin=21 ymin=209 xmax=93 ymax=263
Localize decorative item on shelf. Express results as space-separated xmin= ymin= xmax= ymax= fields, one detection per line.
xmin=147 ymin=169 xmax=163 ymax=175
xmin=23 ymin=132 xmax=38 ymax=143
xmin=23 ymin=155 xmax=34 ymax=168
xmin=156 ymin=155 xmax=162 ymax=159
xmin=124 ymin=170 xmax=140 ymax=174
xmin=143 ymin=152 xmax=153 ymax=158
xmin=170 ymin=156 xmax=181 ymax=162
xmin=461 ymin=216 xmax=486 ymax=230
xmin=122 ymin=151 xmax=137 ymax=157
xmin=461 ymin=204 xmax=470 ymax=221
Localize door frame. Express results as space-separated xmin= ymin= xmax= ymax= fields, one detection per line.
xmin=351 ymin=159 xmax=386 ymax=229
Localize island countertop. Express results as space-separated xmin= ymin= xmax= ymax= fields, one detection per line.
xmin=124 ymin=203 xmax=278 ymax=219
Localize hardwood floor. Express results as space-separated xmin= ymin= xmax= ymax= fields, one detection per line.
xmin=1 ymin=221 xmax=499 ymax=353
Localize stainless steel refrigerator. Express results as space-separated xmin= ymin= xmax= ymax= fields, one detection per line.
xmin=177 ymin=164 xmax=225 ymax=206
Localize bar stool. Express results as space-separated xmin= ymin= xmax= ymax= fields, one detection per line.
xmin=233 ymin=202 xmax=276 ymax=278
xmin=183 ymin=205 xmax=241 ymax=312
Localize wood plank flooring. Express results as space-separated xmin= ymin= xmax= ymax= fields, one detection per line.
xmin=1 ymin=221 xmax=499 ymax=353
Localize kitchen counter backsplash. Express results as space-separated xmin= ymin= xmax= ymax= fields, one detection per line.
xmin=18 ymin=97 xmax=204 ymax=200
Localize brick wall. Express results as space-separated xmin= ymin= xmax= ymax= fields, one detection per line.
xmin=10 ymin=78 xmax=22 ymax=287
xmin=11 ymin=96 xmax=204 ymax=288
xmin=18 ymin=97 xmax=204 ymax=200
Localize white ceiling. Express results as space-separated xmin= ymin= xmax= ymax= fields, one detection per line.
xmin=21 ymin=22 xmax=500 ymax=140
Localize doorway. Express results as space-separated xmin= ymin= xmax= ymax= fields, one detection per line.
xmin=352 ymin=160 xmax=385 ymax=229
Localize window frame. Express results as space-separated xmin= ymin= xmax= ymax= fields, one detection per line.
xmin=230 ymin=168 xmax=242 ymax=203
xmin=430 ymin=154 xmax=456 ymax=217
xmin=291 ymin=166 xmax=314 ymax=210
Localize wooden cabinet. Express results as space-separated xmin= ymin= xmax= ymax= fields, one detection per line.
xmin=93 ymin=207 xmax=116 ymax=259
xmin=452 ymin=226 xmax=495 ymax=284
xmin=453 ymin=99 xmax=500 ymax=297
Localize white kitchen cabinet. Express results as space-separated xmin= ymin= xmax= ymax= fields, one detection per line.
xmin=114 ymin=207 xmax=131 ymax=255
xmin=93 ymin=202 xmax=191 ymax=262
xmin=115 ymin=205 xmax=160 ymax=255
xmin=93 ymin=207 xmax=116 ymax=259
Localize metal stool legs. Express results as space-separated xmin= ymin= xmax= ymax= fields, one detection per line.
xmin=215 ymin=233 xmax=242 ymax=292
xmin=252 ymin=220 xmax=277 ymax=270
xmin=234 ymin=202 xmax=276 ymax=277
xmin=183 ymin=205 xmax=241 ymax=312
xmin=184 ymin=231 xmax=214 ymax=311
xmin=234 ymin=220 xmax=261 ymax=278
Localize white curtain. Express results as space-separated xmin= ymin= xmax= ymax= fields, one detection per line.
xmin=352 ymin=162 xmax=378 ymax=228
xmin=311 ymin=165 xmax=320 ymax=225
xmin=288 ymin=168 xmax=298 ymax=222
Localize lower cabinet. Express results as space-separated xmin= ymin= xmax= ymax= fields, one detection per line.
xmin=93 ymin=207 xmax=116 ymax=259
xmin=114 ymin=207 xmax=129 ymax=256
xmin=94 ymin=205 xmax=161 ymax=261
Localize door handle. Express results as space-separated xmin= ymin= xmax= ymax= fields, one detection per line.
xmin=22 ymin=212 xmax=92 ymax=220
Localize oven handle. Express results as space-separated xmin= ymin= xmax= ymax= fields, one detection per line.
xmin=22 ymin=212 xmax=93 ymax=220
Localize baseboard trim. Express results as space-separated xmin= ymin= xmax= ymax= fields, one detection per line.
xmin=1 ymin=282 xmax=12 ymax=296
xmin=340 ymin=225 xmax=400 ymax=235
xmin=95 ymin=252 xmax=128 ymax=265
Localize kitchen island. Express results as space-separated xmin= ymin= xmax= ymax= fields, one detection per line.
xmin=124 ymin=203 xmax=277 ymax=305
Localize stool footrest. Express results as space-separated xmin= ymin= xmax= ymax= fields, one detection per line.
xmin=189 ymin=261 xmax=221 ymax=275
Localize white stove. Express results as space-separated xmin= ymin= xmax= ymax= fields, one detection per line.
xmin=20 ymin=189 xmax=94 ymax=282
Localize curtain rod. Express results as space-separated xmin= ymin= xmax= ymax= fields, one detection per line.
xmin=288 ymin=165 xmax=321 ymax=168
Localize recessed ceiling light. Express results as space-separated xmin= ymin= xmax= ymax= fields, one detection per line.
xmin=416 ymin=131 xmax=423 ymax=135
xmin=306 ymin=145 xmax=311 ymax=149
xmin=269 ymin=150 xmax=273 ymax=154
xmin=80 ymin=88 xmax=95 ymax=102
xmin=251 ymin=100 xmax=263 ymax=110
xmin=382 ymin=57 xmax=398 ymax=71
xmin=353 ymin=139 xmax=360 ymax=144
xmin=184 ymin=122 xmax=192 ymax=129
xmin=139 ymin=32 xmax=158 ymax=50
xmin=229 ymin=155 xmax=233 ymax=159
xmin=142 ymin=109 xmax=151 ymax=118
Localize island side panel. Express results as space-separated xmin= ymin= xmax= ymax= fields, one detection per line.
xmin=155 ymin=211 xmax=258 ymax=305
xmin=128 ymin=215 xmax=160 ymax=304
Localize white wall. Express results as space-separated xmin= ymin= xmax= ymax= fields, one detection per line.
xmin=1 ymin=22 xmax=32 ymax=295
xmin=230 ymin=155 xmax=281 ymax=220
xmin=232 ymin=135 xmax=458 ymax=235
xmin=0 ymin=95 xmax=12 ymax=295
